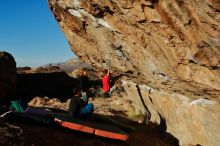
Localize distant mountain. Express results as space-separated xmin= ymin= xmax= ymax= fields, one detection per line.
xmin=45 ymin=58 xmax=93 ymax=74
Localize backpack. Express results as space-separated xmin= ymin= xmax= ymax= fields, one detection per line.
xmin=10 ymin=99 xmax=27 ymax=112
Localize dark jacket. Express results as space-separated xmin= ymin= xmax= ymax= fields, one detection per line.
xmin=79 ymin=75 xmax=90 ymax=92
xmin=68 ymin=96 xmax=84 ymax=118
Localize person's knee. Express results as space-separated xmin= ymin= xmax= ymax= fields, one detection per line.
xmin=87 ymin=103 xmax=94 ymax=112
xmin=80 ymin=103 xmax=94 ymax=114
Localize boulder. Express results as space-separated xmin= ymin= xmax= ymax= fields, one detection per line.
xmin=122 ymin=80 xmax=220 ymax=146
xmin=0 ymin=51 xmax=16 ymax=105
xmin=48 ymin=0 xmax=220 ymax=145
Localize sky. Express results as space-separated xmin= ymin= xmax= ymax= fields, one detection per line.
xmin=0 ymin=0 xmax=75 ymax=67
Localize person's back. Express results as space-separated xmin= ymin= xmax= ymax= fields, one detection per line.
xmin=79 ymin=68 xmax=90 ymax=102
xmin=102 ymin=69 xmax=110 ymax=97
xmin=79 ymin=75 xmax=89 ymax=92
xmin=69 ymin=88 xmax=94 ymax=119
xmin=69 ymin=89 xmax=84 ymax=118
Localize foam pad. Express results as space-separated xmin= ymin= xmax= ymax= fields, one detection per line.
xmin=54 ymin=115 xmax=128 ymax=141
xmin=24 ymin=107 xmax=129 ymax=141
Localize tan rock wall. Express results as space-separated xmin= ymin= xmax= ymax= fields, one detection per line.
xmin=122 ymin=80 xmax=220 ymax=146
xmin=48 ymin=0 xmax=220 ymax=145
xmin=48 ymin=0 xmax=220 ymax=97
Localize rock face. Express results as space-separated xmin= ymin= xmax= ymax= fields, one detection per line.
xmin=122 ymin=81 xmax=220 ymax=146
xmin=0 ymin=51 xmax=16 ymax=105
xmin=48 ymin=0 xmax=220 ymax=145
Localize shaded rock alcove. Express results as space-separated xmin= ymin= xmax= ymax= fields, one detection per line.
xmin=16 ymin=69 xmax=78 ymax=101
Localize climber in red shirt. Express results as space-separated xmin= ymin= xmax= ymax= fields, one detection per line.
xmin=102 ymin=69 xmax=110 ymax=97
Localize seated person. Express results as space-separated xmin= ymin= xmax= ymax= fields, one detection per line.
xmin=69 ymin=88 xmax=94 ymax=119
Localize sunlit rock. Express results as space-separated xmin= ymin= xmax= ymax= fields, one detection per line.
xmin=48 ymin=0 xmax=220 ymax=145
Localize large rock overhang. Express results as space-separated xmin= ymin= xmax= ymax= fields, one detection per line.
xmin=48 ymin=0 xmax=220 ymax=145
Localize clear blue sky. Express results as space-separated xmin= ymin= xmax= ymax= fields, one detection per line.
xmin=0 ymin=0 xmax=75 ymax=67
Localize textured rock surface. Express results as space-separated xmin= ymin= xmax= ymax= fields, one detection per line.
xmin=0 ymin=51 xmax=16 ymax=105
xmin=122 ymin=80 xmax=220 ymax=146
xmin=48 ymin=0 xmax=220 ymax=145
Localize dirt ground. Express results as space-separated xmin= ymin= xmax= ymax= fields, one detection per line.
xmin=0 ymin=95 xmax=179 ymax=146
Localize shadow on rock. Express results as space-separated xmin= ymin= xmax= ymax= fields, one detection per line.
xmin=95 ymin=114 xmax=179 ymax=146
xmin=17 ymin=71 xmax=78 ymax=101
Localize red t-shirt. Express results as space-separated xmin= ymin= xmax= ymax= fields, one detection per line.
xmin=102 ymin=75 xmax=110 ymax=93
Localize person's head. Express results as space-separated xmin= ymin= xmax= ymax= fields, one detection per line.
xmin=72 ymin=88 xmax=81 ymax=96
xmin=81 ymin=68 xmax=88 ymax=76
xmin=102 ymin=69 xmax=108 ymax=77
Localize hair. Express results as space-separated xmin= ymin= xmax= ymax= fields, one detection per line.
xmin=100 ymin=70 xmax=107 ymax=78
xmin=81 ymin=68 xmax=87 ymax=72
xmin=72 ymin=88 xmax=81 ymax=96
xmin=80 ymin=68 xmax=88 ymax=75
xmin=102 ymin=69 xmax=108 ymax=75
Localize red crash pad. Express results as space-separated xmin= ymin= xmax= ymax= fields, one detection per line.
xmin=25 ymin=107 xmax=129 ymax=141
xmin=54 ymin=115 xmax=128 ymax=141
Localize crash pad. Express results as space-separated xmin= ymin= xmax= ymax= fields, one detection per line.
xmin=10 ymin=107 xmax=129 ymax=141
xmin=2 ymin=111 xmax=53 ymax=124
xmin=54 ymin=114 xmax=128 ymax=141
xmin=25 ymin=107 xmax=49 ymax=115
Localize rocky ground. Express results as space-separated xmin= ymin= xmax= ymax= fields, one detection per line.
xmin=0 ymin=94 xmax=179 ymax=146
xmin=0 ymin=65 xmax=179 ymax=146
